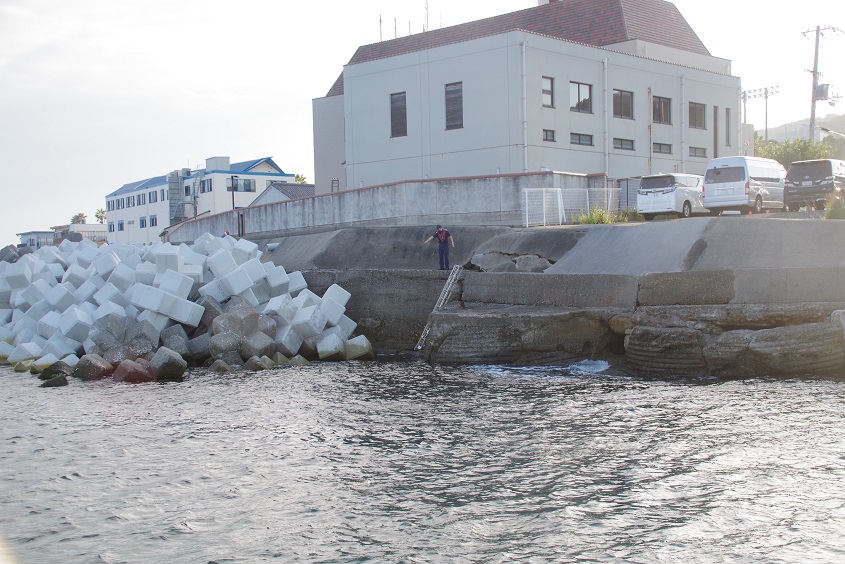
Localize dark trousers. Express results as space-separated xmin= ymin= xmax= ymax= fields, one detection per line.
xmin=438 ymin=243 xmax=449 ymax=270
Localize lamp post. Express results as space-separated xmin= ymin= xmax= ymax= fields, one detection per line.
xmin=229 ymin=175 xmax=239 ymax=210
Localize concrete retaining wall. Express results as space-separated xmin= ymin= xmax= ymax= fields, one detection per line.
xmin=165 ymin=172 xmax=601 ymax=244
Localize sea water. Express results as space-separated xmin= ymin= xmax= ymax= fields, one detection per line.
xmin=2 ymin=361 xmax=845 ymax=563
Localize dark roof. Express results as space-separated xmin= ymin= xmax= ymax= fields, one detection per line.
xmin=266 ymin=182 xmax=316 ymax=200
xmin=327 ymin=0 xmax=709 ymax=97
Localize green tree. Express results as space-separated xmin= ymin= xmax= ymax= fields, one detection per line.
xmin=71 ymin=212 xmax=87 ymax=224
xmin=95 ymin=208 xmax=107 ymax=224
xmin=294 ymin=174 xmax=307 ymax=184
xmin=755 ymin=136 xmax=832 ymax=168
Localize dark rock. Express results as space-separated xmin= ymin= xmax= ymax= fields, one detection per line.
xmin=40 ymin=375 xmax=68 ymax=387
xmin=239 ymin=331 xmax=275 ymax=360
xmin=243 ymin=356 xmax=272 ymax=371
xmin=218 ymin=351 xmax=244 ymax=367
xmin=73 ymin=354 xmax=114 ymax=380
xmin=187 ymin=333 xmax=212 ymax=365
xmin=208 ymin=359 xmax=232 ymax=373
xmin=624 ymin=326 xmax=708 ymax=376
xmin=0 ymin=245 xmax=19 ymax=263
xmin=210 ymin=331 xmax=240 ymax=358
xmin=197 ymin=296 xmax=225 ymax=330
xmin=65 ymin=232 xmax=83 ymax=242
xmin=258 ymin=314 xmax=276 ymax=338
xmin=38 ymin=361 xmax=75 ymax=381
xmin=113 ymin=359 xmax=156 ymax=383
xmin=160 ymin=325 xmax=190 ymax=357
xmin=151 ymin=346 xmax=188 ymax=382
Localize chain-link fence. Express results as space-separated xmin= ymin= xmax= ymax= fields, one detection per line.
xmin=523 ymin=178 xmax=631 ymax=227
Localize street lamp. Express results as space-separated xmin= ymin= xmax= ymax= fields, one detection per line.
xmin=228 ymin=175 xmax=239 ymax=210
xmin=819 ymin=126 xmax=845 ymax=139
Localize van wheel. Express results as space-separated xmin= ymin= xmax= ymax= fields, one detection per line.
xmin=681 ymin=201 xmax=692 ymax=218
xmin=788 ymin=203 xmax=799 ymax=212
xmin=753 ymin=197 xmax=763 ymax=214
xmin=643 ymin=214 xmax=655 ymax=221
xmin=815 ymin=201 xmax=826 ymax=211
xmin=708 ymin=208 xmax=721 ymax=216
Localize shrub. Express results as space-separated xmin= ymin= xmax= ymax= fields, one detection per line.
xmin=825 ymin=196 xmax=845 ymax=220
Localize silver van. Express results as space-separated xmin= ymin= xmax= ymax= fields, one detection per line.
xmin=702 ymin=156 xmax=786 ymax=214
xmin=637 ymin=173 xmax=705 ymax=220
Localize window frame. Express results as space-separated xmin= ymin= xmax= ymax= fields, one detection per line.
xmin=653 ymin=142 xmax=673 ymax=154
xmin=570 ymin=132 xmax=594 ymax=146
xmin=689 ymin=146 xmax=707 ymax=158
xmin=613 ymin=138 xmax=635 ymax=150
xmin=689 ymin=102 xmax=706 ymax=129
xmin=570 ymin=82 xmax=593 ymax=113
xmin=149 ymin=214 xmax=158 ymax=227
xmin=390 ymin=91 xmax=408 ymax=138
xmin=653 ymin=96 xmax=672 ymax=125
xmin=445 ymin=82 xmax=463 ymax=130
xmin=613 ymin=89 xmax=634 ymax=119
xmin=542 ymin=76 xmax=555 ymax=108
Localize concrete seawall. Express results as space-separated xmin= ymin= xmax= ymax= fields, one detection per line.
xmin=263 ymin=216 xmax=845 ymax=376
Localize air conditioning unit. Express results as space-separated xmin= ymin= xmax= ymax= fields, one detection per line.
xmin=127 ymin=220 xmax=135 ymax=225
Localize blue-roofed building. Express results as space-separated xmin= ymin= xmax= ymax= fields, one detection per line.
xmin=105 ymin=156 xmax=294 ymax=244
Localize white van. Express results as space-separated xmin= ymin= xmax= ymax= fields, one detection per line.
xmin=702 ymin=156 xmax=786 ymax=214
xmin=637 ymin=173 xmax=705 ymax=220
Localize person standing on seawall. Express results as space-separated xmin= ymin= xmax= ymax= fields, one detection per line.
xmin=423 ymin=225 xmax=455 ymax=270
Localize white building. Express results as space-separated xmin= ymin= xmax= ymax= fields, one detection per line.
xmin=105 ymin=156 xmax=295 ymax=244
xmin=313 ymin=0 xmax=742 ymax=195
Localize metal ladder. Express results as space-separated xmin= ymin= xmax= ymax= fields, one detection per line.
xmin=414 ymin=265 xmax=463 ymax=351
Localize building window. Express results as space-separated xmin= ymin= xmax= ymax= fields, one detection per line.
xmin=653 ymin=96 xmax=671 ymax=124
xmin=117 ymin=220 xmax=124 ymax=231
xmin=138 ymin=193 xmax=145 ymax=205
xmin=726 ymin=108 xmax=731 ymax=146
xmin=445 ymin=82 xmax=463 ymax=130
xmin=149 ymin=215 xmax=158 ymax=227
xmin=149 ymin=191 xmax=157 ymax=203
xmin=200 ymin=179 xmax=213 ymax=193
xmin=613 ymin=138 xmax=635 ymax=150
xmin=390 ymin=92 xmax=407 ymax=138
xmin=689 ymin=102 xmax=706 ymax=129
xmin=184 ymin=184 xmax=191 ymax=197
xmin=107 ymin=222 xmax=114 ymax=233
xmin=613 ymin=89 xmax=633 ymax=119
xmin=690 ymin=146 xmax=707 ymax=158
xmin=653 ymin=142 xmax=672 ymax=154
xmin=139 ymin=216 xmax=147 ymax=228
xmin=543 ymin=129 xmax=556 ymax=142
xmin=570 ymin=82 xmax=592 ymax=113
xmin=570 ymin=133 xmax=593 ymax=146
xmin=542 ymin=77 xmax=554 ymax=108
xmin=160 ymin=189 xmax=166 ymax=201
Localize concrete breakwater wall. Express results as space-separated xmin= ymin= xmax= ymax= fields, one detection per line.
xmin=266 ymin=218 xmax=845 ymax=376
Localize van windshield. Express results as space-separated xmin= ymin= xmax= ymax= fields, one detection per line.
xmin=787 ymin=161 xmax=832 ymax=181
xmin=705 ymin=166 xmax=745 ymax=184
xmin=639 ymin=176 xmax=674 ymax=189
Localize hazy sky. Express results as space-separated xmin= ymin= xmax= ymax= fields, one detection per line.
xmin=0 ymin=0 xmax=842 ymax=245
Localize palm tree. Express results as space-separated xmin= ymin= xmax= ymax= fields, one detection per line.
xmin=71 ymin=212 xmax=87 ymax=225
xmin=295 ymin=174 xmax=307 ymax=184
xmin=95 ymin=209 xmax=107 ymax=224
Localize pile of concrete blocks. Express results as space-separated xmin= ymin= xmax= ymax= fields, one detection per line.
xmin=0 ymin=233 xmax=373 ymax=385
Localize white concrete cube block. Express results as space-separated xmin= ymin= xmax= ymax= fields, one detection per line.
xmin=274 ymin=324 xmax=303 ymax=357
xmin=207 ymin=249 xmax=238 ymax=278
xmin=130 ymin=284 xmax=166 ymax=312
xmin=288 ymin=271 xmax=307 ymax=295
xmin=135 ymin=262 xmax=157 ymax=285
xmin=75 ymin=247 xmax=98 ymax=268
xmin=94 ymin=301 xmax=127 ymax=321
xmin=334 ymin=314 xmax=357 ymax=338
xmin=21 ymin=278 xmax=53 ymax=307
xmin=42 ymin=338 xmax=76 ymax=360
xmin=319 ymin=297 xmax=346 ymax=326
xmin=4 ymin=262 xmax=32 ymax=289
xmin=12 ymin=326 xmax=37 ymax=346
xmin=251 ymin=281 xmax=271 ymax=307
xmin=138 ymin=309 xmax=172 ymax=333
xmin=237 ymin=288 xmax=260 ymax=307
xmin=231 ymin=238 xmax=259 ymax=265
xmin=60 ymin=305 xmax=94 ymax=343
xmin=292 ymin=289 xmax=321 ymax=309
xmin=220 ymin=267 xmax=252 ymax=296
xmin=158 ymin=270 xmax=193 ymax=299
xmin=198 ymin=279 xmax=228 ymax=302
xmin=153 ymin=245 xmax=183 ymax=273
xmin=317 ymin=333 xmax=346 ymax=361
xmin=323 ymin=284 xmax=352 ymax=307
xmin=45 ymin=283 xmax=79 ymax=312
xmin=178 ymin=243 xmax=208 ymax=267
xmin=344 ymin=335 xmax=374 ymax=360
xmin=291 ymin=305 xmax=327 ymax=339
xmin=264 ymin=265 xmax=290 ymax=297
xmin=92 ymin=250 xmax=120 ymax=278
xmin=180 ymin=264 xmax=204 ymax=285
xmin=263 ymin=294 xmax=298 ymax=326
xmin=166 ymin=297 xmax=204 ymax=326
xmin=0 ymin=341 xmax=15 ymax=360
xmin=108 ymin=262 xmax=137 ymax=293
xmin=0 ymin=277 xmax=12 ymax=306
xmin=73 ymin=280 xmax=100 ymax=304
xmin=78 ymin=301 xmax=98 ymax=317
xmin=93 ymin=282 xmax=129 ymax=308
xmin=62 ymin=263 xmax=88 ymax=288
xmin=0 ymin=325 xmax=13 ymax=343
xmin=46 ymin=262 xmax=66 ymax=282
xmin=61 ymin=354 xmax=80 ymax=367
xmin=0 ymin=309 xmax=10 ymax=326
xmin=8 ymin=342 xmax=43 ymax=363
xmin=37 ymin=310 xmax=62 ymax=339
xmin=241 ymin=258 xmax=267 ymax=284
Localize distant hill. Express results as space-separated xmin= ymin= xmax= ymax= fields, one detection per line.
xmin=761 ymin=112 xmax=845 ymax=143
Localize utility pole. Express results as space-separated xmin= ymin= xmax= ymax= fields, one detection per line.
xmin=741 ymin=86 xmax=779 ymax=143
xmin=803 ymin=26 xmax=843 ymax=141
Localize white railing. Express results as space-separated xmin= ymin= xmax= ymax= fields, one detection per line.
xmin=523 ymin=182 xmax=623 ymax=227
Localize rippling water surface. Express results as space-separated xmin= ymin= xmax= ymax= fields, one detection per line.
xmin=3 ymin=361 xmax=845 ymax=563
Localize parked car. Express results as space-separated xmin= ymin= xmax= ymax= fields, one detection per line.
xmin=702 ymin=156 xmax=786 ymax=214
xmin=637 ymin=173 xmax=705 ymax=220
xmin=784 ymin=159 xmax=845 ymax=211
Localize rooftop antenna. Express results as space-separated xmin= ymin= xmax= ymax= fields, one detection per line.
xmin=394 ymin=18 xmax=397 ymax=39
xmin=424 ymin=0 xmax=429 ymax=32
xmin=379 ymin=15 xmax=382 ymax=42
